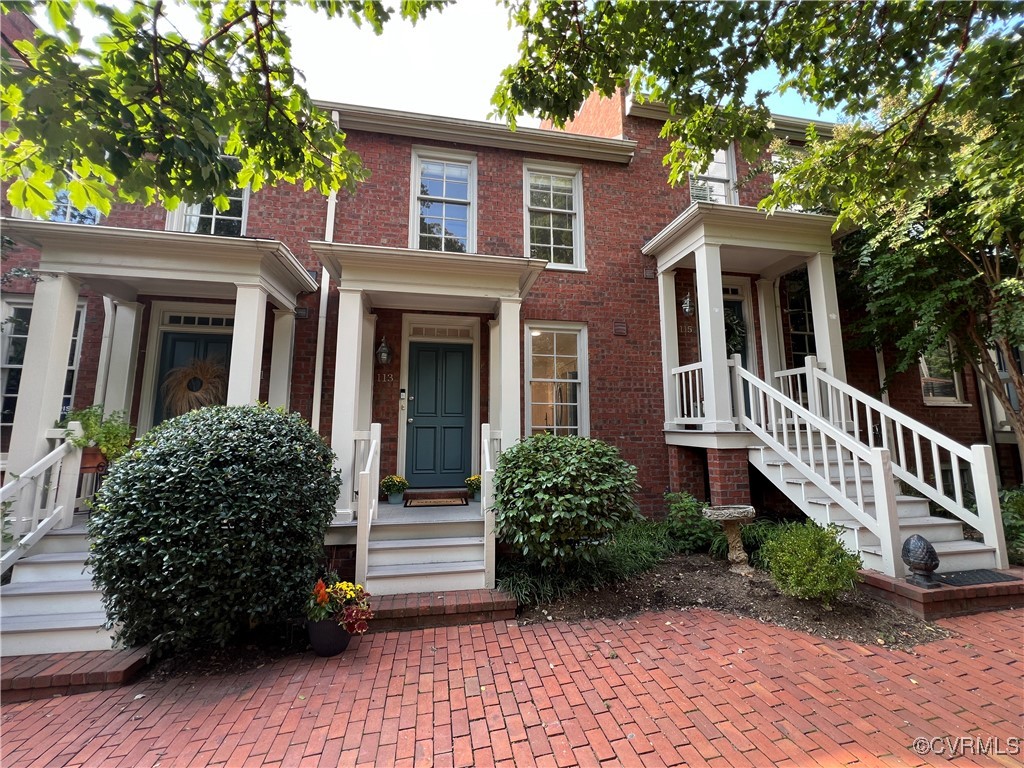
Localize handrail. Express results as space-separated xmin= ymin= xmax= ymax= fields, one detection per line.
xmin=669 ymin=362 xmax=705 ymax=425
xmin=732 ymin=358 xmax=904 ymax=576
xmin=0 ymin=423 xmax=85 ymax=576
xmin=480 ymin=423 xmax=501 ymax=589
xmin=353 ymin=423 xmax=381 ymax=586
xmin=807 ymin=360 xmax=1006 ymax=567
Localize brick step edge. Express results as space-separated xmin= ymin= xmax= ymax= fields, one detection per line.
xmin=369 ymin=589 xmax=517 ymax=632
xmin=1 ymin=647 xmax=149 ymax=703
xmin=858 ymin=568 xmax=1024 ymax=621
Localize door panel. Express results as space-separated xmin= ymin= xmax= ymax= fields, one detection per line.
xmin=406 ymin=342 xmax=472 ymax=487
xmin=155 ymin=332 xmax=232 ymax=424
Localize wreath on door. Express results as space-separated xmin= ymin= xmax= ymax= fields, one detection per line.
xmin=161 ymin=358 xmax=228 ymax=417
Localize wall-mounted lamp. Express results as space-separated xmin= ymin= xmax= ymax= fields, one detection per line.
xmin=681 ymin=291 xmax=694 ymax=317
xmin=375 ymin=337 xmax=393 ymax=366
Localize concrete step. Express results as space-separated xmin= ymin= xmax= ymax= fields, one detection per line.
xmin=861 ymin=539 xmax=998 ymax=574
xmin=366 ymin=560 xmax=486 ymax=595
xmin=0 ymin=611 xmax=115 ymax=656
xmin=368 ymin=519 xmax=484 ymax=541
xmin=9 ymin=552 xmax=90 ymax=582
xmin=806 ymin=495 xmax=931 ymax=519
xmin=367 ymin=536 xmax=484 ymax=566
xmin=0 ymin=578 xmax=103 ymax=617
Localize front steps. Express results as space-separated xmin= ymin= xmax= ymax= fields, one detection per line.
xmin=365 ymin=503 xmax=487 ymax=595
xmin=0 ymin=519 xmax=115 ymax=656
xmin=751 ymin=447 xmax=999 ymax=573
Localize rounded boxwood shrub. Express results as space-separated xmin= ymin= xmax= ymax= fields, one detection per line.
xmin=493 ymin=433 xmax=640 ymax=571
xmin=87 ymin=404 xmax=341 ymax=654
xmin=761 ymin=521 xmax=862 ymax=607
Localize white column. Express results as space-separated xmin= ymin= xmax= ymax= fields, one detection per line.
xmin=488 ymin=319 xmax=501 ymax=429
xmin=6 ymin=273 xmax=81 ymax=475
xmin=694 ymin=243 xmax=733 ymax=430
xmin=657 ymin=269 xmax=680 ymax=427
xmin=267 ymin=309 xmax=295 ymax=409
xmin=357 ymin=310 xmax=376 ymax=429
xmin=226 ymin=284 xmax=268 ymax=405
xmin=331 ymin=288 xmax=364 ymax=509
xmin=756 ymin=278 xmax=784 ymax=386
xmin=103 ymin=301 xmax=143 ymax=416
xmin=807 ymin=251 xmax=848 ymax=382
xmin=497 ymin=298 xmax=522 ymax=443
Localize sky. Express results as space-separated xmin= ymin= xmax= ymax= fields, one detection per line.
xmin=43 ymin=0 xmax=842 ymax=126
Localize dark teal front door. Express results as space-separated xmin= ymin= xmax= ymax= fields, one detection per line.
xmin=155 ymin=332 xmax=232 ymax=424
xmin=405 ymin=342 xmax=473 ymax=488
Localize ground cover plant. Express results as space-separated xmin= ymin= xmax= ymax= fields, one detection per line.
xmin=87 ymin=404 xmax=341 ymax=656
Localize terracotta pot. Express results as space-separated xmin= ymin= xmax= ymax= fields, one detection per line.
xmin=79 ymin=446 xmax=107 ymax=474
xmin=307 ymin=620 xmax=352 ymax=657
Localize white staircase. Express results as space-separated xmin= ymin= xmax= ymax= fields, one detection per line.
xmin=0 ymin=518 xmax=115 ymax=656
xmin=751 ymin=447 xmax=999 ymax=573
xmin=364 ymin=505 xmax=487 ymax=594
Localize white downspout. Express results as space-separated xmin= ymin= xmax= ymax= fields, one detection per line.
xmin=311 ymin=110 xmax=341 ymax=431
xmin=92 ymin=297 xmax=115 ymax=406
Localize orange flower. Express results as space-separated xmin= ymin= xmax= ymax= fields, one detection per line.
xmin=313 ymin=579 xmax=329 ymax=605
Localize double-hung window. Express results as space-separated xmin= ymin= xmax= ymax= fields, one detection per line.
xmin=49 ymin=188 xmax=101 ymax=225
xmin=1 ymin=299 xmax=86 ymax=453
xmin=525 ymin=324 xmax=589 ymax=436
xmin=412 ymin=149 xmax=475 ymax=253
xmin=524 ymin=163 xmax=585 ymax=269
xmin=920 ymin=340 xmax=965 ymax=404
xmin=166 ymin=187 xmax=249 ymax=236
xmin=689 ymin=146 xmax=737 ymax=204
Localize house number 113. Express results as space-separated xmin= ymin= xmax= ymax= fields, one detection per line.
xmin=376 ymin=373 xmax=395 ymax=383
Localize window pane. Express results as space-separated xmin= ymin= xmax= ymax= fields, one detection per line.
xmin=6 ymin=337 xmax=26 ymax=366
xmin=446 ymin=180 xmax=468 ymax=201
xmin=213 ymin=218 xmax=242 ymax=237
xmin=420 ymin=234 xmax=442 ymax=251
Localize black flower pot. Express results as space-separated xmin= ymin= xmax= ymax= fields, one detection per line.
xmin=307 ymin=620 xmax=352 ymax=657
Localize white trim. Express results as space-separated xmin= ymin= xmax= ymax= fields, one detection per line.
xmin=409 ymin=146 xmax=478 ymax=254
xmin=689 ymin=145 xmax=738 ymax=205
xmin=136 ymin=301 xmax=236 ymax=434
xmin=522 ymin=160 xmax=586 ymax=272
xmin=524 ymin=321 xmax=590 ymax=436
xmin=396 ymin=314 xmax=481 ymax=481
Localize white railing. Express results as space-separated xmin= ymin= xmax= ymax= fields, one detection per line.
xmin=795 ymin=358 xmax=1006 ymax=567
xmin=480 ymin=423 xmax=501 ymax=589
xmin=731 ymin=361 xmax=905 ymax=576
xmin=353 ymin=423 xmax=381 ymax=586
xmin=0 ymin=424 xmax=85 ymax=576
xmin=669 ymin=362 xmax=705 ymax=426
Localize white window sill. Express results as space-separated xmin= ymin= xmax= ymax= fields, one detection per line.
xmin=922 ymin=400 xmax=972 ymax=408
xmin=544 ymin=264 xmax=587 ymax=273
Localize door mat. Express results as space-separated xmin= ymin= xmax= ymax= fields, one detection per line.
xmin=935 ymin=569 xmax=1022 ymax=587
xmin=404 ymin=497 xmax=468 ymax=508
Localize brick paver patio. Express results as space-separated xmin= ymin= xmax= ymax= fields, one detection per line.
xmin=1 ymin=608 xmax=1021 ymax=767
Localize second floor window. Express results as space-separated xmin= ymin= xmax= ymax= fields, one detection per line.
xmin=920 ymin=340 xmax=964 ymax=404
xmin=49 ymin=188 xmax=101 ymax=225
xmin=689 ymin=146 xmax=737 ymax=205
xmin=412 ymin=149 xmax=476 ymax=253
xmin=525 ymin=164 xmax=584 ymax=269
xmin=167 ymin=188 xmax=249 ymax=236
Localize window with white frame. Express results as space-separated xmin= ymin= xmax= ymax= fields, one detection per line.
xmin=524 ymin=163 xmax=584 ymax=269
xmin=1 ymin=299 xmax=86 ymax=452
xmin=167 ymin=187 xmax=249 ymax=236
xmin=526 ymin=325 xmax=589 ymax=436
xmin=49 ymin=188 xmax=102 ymax=225
xmin=689 ymin=146 xmax=737 ymax=204
xmin=411 ymin=149 xmax=475 ymax=253
xmin=920 ymin=340 xmax=964 ymax=404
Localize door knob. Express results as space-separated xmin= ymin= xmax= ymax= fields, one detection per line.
xmin=407 ymin=418 xmax=414 ymax=423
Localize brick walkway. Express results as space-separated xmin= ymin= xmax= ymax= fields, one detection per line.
xmin=1 ymin=608 xmax=1021 ymax=767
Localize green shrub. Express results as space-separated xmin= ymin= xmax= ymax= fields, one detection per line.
xmin=761 ymin=521 xmax=862 ymax=607
xmin=1001 ymin=487 xmax=1024 ymax=566
xmin=709 ymin=518 xmax=783 ymax=569
xmin=87 ymin=404 xmax=341 ymax=655
xmin=497 ymin=519 xmax=673 ymax=606
xmin=664 ymin=492 xmax=718 ymax=553
xmin=494 ymin=433 xmax=639 ymax=571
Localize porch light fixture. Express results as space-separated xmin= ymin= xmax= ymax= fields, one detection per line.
xmin=681 ymin=291 xmax=694 ymax=317
xmin=375 ymin=337 xmax=393 ymax=366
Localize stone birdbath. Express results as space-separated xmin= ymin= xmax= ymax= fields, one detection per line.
xmin=703 ymin=505 xmax=756 ymax=575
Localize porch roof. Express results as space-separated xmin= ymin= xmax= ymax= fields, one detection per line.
xmin=311 ymin=242 xmax=548 ymax=313
xmin=1 ymin=218 xmax=317 ymax=310
xmin=642 ymin=203 xmax=837 ymax=279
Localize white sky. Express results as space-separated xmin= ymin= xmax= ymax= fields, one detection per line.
xmin=43 ymin=0 xmax=840 ymax=126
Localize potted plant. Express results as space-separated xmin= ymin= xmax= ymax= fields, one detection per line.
xmin=380 ymin=474 xmax=409 ymax=504
xmin=305 ymin=574 xmax=374 ymax=657
xmin=465 ymin=474 xmax=481 ymax=501
xmin=60 ymin=405 xmax=135 ymax=472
